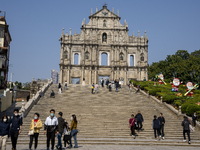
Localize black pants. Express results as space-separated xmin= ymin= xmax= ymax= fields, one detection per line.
xmin=137 ymin=121 xmax=143 ymax=130
xmin=46 ymin=131 xmax=56 ymax=149
xmin=63 ymin=135 xmax=72 ymax=147
xmin=193 ymin=120 xmax=196 ymax=127
xmin=29 ymin=133 xmax=39 ymax=149
xmin=160 ymin=125 xmax=165 ymax=137
xmin=130 ymin=126 xmax=136 ymax=136
xmin=11 ymin=132 xmax=19 ymax=149
xmin=183 ymin=130 xmax=191 ymax=141
xmin=154 ymin=128 xmax=161 ymax=138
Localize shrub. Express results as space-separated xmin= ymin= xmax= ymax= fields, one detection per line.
xmin=174 ymin=100 xmax=183 ymax=107
xmin=186 ymin=104 xmax=200 ymax=116
xmin=162 ymin=94 xmax=178 ymax=104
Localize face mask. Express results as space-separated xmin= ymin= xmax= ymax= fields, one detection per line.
xmin=3 ymin=119 xmax=7 ymax=122
xmin=14 ymin=113 xmax=18 ymax=116
xmin=34 ymin=116 xmax=38 ymax=119
xmin=50 ymin=113 xmax=54 ymax=117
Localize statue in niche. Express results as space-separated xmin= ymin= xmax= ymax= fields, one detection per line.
xmin=119 ymin=53 xmax=124 ymax=60
xmin=103 ymin=20 xmax=107 ymax=27
xmin=85 ymin=51 xmax=89 ymax=59
xmin=63 ymin=51 xmax=68 ymax=59
xmin=102 ymin=33 xmax=107 ymax=42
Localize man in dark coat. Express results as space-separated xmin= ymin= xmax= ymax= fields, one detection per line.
xmin=135 ymin=111 xmax=144 ymax=131
xmin=10 ymin=109 xmax=23 ymax=150
xmin=152 ymin=115 xmax=161 ymax=141
xmin=182 ymin=116 xmax=191 ymax=144
xmin=56 ymin=112 xmax=65 ymax=150
xmin=158 ymin=113 xmax=165 ymax=139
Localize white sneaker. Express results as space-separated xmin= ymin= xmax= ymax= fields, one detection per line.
xmin=162 ymin=137 xmax=165 ymax=140
xmin=183 ymin=139 xmax=186 ymax=142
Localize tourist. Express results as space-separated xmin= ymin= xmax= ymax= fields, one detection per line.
xmin=64 ymin=81 xmax=68 ymax=90
xmin=152 ymin=115 xmax=161 ymax=141
xmin=44 ymin=109 xmax=58 ymax=150
xmin=129 ymin=114 xmax=138 ymax=138
xmin=91 ymin=83 xmax=95 ymax=94
xmin=108 ymin=82 xmax=112 ymax=92
xmin=135 ymin=111 xmax=144 ymax=131
xmin=101 ymin=78 xmax=104 ymax=87
xmin=28 ymin=113 xmax=43 ymax=150
xmin=50 ymin=90 xmax=55 ymax=98
xmin=0 ymin=115 xmax=10 ymax=150
xmin=58 ymin=83 xmax=62 ymax=94
xmin=56 ymin=112 xmax=65 ymax=150
xmin=94 ymin=83 xmax=99 ymax=93
xmin=10 ymin=109 xmax=23 ymax=150
xmin=192 ymin=112 xmax=197 ymax=127
xmin=70 ymin=114 xmax=78 ymax=148
xmin=182 ymin=116 xmax=191 ymax=144
xmin=106 ymin=79 xmax=109 ymax=88
xmin=115 ymin=79 xmax=120 ymax=92
xmin=135 ymin=85 xmax=141 ymax=93
xmin=63 ymin=120 xmax=72 ymax=148
xmin=158 ymin=113 xmax=165 ymax=140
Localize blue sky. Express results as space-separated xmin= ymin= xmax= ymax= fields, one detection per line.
xmin=1 ymin=0 xmax=200 ymax=83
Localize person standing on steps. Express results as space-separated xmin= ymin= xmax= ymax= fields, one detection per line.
xmin=135 ymin=85 xmax=141 ymax=93
xmin=29 ymin=113 xmax=43 ymax=150
xmin=0 ymin=115 xmax=10 ymax=150
xmin=152 ymin=115 xmax=161 ymax=141
xmin=63 ymin=120 xmax=72 ymax=148
xmin=115 ymin=79 xmax=120 ymax=92
xmin=192 ymin=112 xmax=197 ymax=127
xmin=56 ymin=112 xmax=65 ymax=150
xmin=135 ymin=111 xmax=144 ymax=131
xmin=70 ymin=114 xmax=78 ymax=148
xmin=91 ymin=83 xmax=95 ymax=94
xmin=129 ymin=114 xmax=138 ymax=139
xmin=94 ymin=83 xmax=99 ymax=94
xmin=101 ymin=78 xmax=104 ymax=87
xmin=158 ymin=113 xmax=165 ymax=140
xmin=182 ymin=116 xmax=191 ymax=144
xmin=64 ymin=81 xmax=68 ymax=90
xmin=58 ymin=83 xmax=62 ymax=94
xmin=10 ymin=109 xmax=23 ymax=150
xmin=44 ymin=109 xmax=58 ymax=150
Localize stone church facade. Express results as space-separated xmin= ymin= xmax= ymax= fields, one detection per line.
xmin=59 ymin=5 xmax=148 ymax=85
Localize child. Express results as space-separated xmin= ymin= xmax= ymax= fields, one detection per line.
xmin=63 ymin=121 xmax=72 ymax=148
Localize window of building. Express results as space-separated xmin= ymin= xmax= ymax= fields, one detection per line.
xmin=74 ymin=53 xmax=79 ymax=65
xmin=101 ymin=52 xmax=108 ymax=66
xmin=102 ymin=33 xmax=107 ymax=43
xmin=130 ymin=55 xmax=134 ymax=66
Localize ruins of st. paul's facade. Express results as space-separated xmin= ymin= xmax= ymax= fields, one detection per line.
xmin=59 ymin=5 xmax=148 ymax=85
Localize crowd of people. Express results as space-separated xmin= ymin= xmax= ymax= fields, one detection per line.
xmin=129 ymin=111 xmax=198 ymax=144
xmin=0 ymin=109 xmax=78 ymax=150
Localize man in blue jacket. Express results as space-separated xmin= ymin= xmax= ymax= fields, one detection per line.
xmin=10 ymin=109 xmax=23 ymax=150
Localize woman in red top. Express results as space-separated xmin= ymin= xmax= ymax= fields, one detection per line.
xmin=129 ymin=114 xmax=138 ymax=138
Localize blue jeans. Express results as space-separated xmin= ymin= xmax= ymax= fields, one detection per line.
xmin=71 ymin=130 xmax=78 ymax=148
xmin=57 ymin=133 xmax=62 ymax=149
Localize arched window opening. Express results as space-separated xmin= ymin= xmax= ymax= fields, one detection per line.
xmin=85 ymin=51 xmax=89 ymax=59
xmin=63 ymin=51 xmax=68 ymax=59
xmin=102 ymin=33 xmax=107 ymax=43
xmin=101 ymin=52 xmax=108 ymax=66
xmin=130 ymin=55 xmax=134 ymax=66
xmin=119 ymin=52 xmax=124 ymax=60
xmin=103 ymin=20 xmax=107 ymax=27
xmin=140 ymin=53 xmax=144 ymax=61
xmin=74 ymin=53 xmax=79 ymax=65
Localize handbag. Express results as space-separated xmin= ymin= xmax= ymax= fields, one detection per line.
xmin=28 ymin=130 xmax=34 ymax=135
xmin=189 ymin=124 xmax=195 ymax=132
xmin=64 ymin=129 xmax=71 ymax=135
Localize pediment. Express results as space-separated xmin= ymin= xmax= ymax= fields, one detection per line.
xmin=89 ymin=6 xmax=120 ymax=19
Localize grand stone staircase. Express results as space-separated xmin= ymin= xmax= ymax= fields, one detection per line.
xmin=10 ymin=84 xmax=200 ymax=147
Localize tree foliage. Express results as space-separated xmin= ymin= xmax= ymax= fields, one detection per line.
xmin=148 ymin=50 xmax=200 ymax=83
